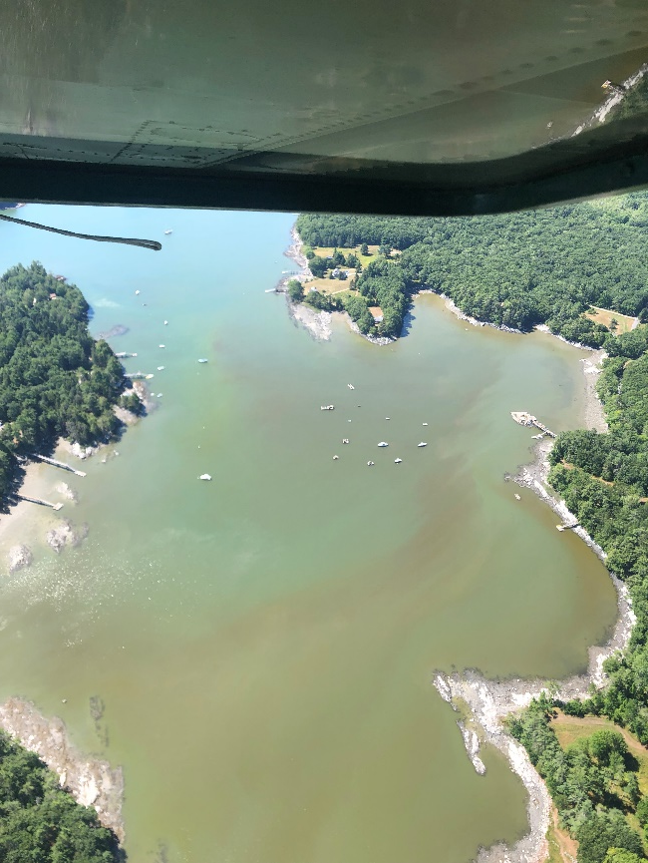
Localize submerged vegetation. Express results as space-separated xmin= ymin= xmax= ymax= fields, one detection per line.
xmin=296 ymin=194 xmax=648 ymax=341
xmin=0 ymin=262 xmax=142 ymax=502
xmin=0 ymin=731 xmax=124 ymax=862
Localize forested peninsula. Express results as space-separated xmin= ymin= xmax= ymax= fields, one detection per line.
xmin=0 ymin=262 xmax=143 ymax=505
xmin=0 ymin=730 xmax=124 ymax=862
xmin=295 ymin=196 xmax=648 ymax=344
xmin=294 ymin=199 xmax=648 ymax=862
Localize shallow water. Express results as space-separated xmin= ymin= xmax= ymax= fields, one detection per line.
xmin=0 ymin=206 xmax=617 ymax=863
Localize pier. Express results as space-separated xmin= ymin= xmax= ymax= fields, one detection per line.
xmin=15 ymin=494 xmax=63 ymax=511
xmin=125 ymin=372 xmax=154 ymax=380
xmin=28 ymin=453 xmax=87 ymax=477
xmin=510 ymin=411 xmax=557 ymax=438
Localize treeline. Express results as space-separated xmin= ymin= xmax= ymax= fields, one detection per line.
xmin=510 ymin=701 xmax=646 ymax=863
xmin=512 ymin=333 xmax=648 ymax=860
xmin=0 ymin=730 xmax=125 ymax=862
xmin=295 ymin=214 xmax=435 ymax=249
xmin=296 ymin=195 xmax=648 ymax=343
xmin=0 ymin=262 xmax=143 ymax=501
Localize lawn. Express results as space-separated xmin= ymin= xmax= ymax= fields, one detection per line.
xmin=583 ymin=305 xmax=638 ymax=334
xmin=304 ymin=277 xmax=358 ymax=295
xmin=544 ymin=712 xmax=648 ymax=861
xmin=311 ymin=245 xmax=381 ymax=268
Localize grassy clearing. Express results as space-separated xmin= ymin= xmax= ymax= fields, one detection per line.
xmin=549 ymin=712 xmax=648 ymax=858
xmin=311 ymin=245 xmax=380 ymax=268
xmin=583 ymin=305 xmax=637 ymax=333
xmin=305 ymin=276 xmax=358 ymax=295
xmin=551 ymin=712 xmax=648 ymax=784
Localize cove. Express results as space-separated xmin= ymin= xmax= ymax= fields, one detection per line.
xmin=0 ymin=206 xmax=617 ymax=863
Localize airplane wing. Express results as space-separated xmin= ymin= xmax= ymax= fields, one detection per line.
xmin=1 ymin=0 xmax=648 ymax=214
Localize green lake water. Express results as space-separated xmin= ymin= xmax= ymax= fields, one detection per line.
xmin=0 ymin=205 xmax=617 ymax=863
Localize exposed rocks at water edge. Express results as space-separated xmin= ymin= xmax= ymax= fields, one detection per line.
xmin=433 ymin=572 xmax=634 ymax=863
xmin=46 ymin=520 xmax=88 ymax=553
xmin=433 ymin=349 xmax=635 ymax=863
xmin=288 ymin=302 xmax=332 ymax=341
xmin=0 ymin=697 xmax=124 ymax=842
xmin=8 ymin=544 xmax=32 ymax=573
xmin=56 ymin=481 xmax=78 ymax=502
xmin=284 ymin=225 xmax=393 ymax=345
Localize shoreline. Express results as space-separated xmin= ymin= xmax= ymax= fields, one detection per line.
xmin=0 ymin=697 xmax=124 ymax=842
xmin=433 ymin=349 xmax=634 ymax=863
xmin=285 ymin=225 xmax=395 ymax=346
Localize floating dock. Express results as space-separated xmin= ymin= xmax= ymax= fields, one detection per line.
xmin=115 ymin=352 xmax=138 ymax=358
xmin=28 ymin=453 xmax=86 ymax=477
xmin=510 ymin=411 xmax=556 ymax=438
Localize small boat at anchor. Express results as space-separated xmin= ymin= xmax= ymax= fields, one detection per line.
xmin=417 ymin=442 xmax=428 ymax=447
xmin=199 ymin=473 xmax=212 ymax=481
xmin=367 ymin=461 xmax=375 ymax=466
xmin=348 ymin=384 xmax=354 ymax=390
xmin=157 ymin=366 xmax=165 ymax=371
xmin=394 ymin=458 xmax=403 ymax=464
xmin=198 ymin=358 xmax=208 ymax=363
xmin=320 ymin=405 xmax=335 ymax=411
xmin=377 ymin=441 xmax=389 ymax=447
xmin=164 ymin=229 xmax=173 ymax=235
xmin=342 ymin=438 xmax=350 ymax=444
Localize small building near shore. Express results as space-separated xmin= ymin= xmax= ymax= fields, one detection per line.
xmin=369 ymin=306 xmax=384 ymax=324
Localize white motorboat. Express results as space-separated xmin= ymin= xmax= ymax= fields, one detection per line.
xmin=394 ymin=458 xmax=403 ymax=463
xmin=157 ymin=366 xmax=165 ymax=371
xmin=377 ymin=441 xmax=389 ymax=447
xmin=159 ymin=344 xmax=166 ymax=348
xmin=164 ymin=229 xmax=173 ymax=235
xmin=320 ymin=405 xmax=334 ymax=410
xmin=367 ymin=461 xmax=375 ymax=466
xmin=198 ymin=358 xmax=208 ymax=363
xmin=199 ymin=473 xmax=212 ymax=481
xmin=348 ymin=384 xmax=354 ymax=389
xmin=417 ymin=442 xmax=427 ymax=447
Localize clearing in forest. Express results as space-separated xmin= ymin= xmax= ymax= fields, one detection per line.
xmin=583 ymin=305 xmax=638 ymax=333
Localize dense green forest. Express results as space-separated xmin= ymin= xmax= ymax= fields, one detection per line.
xmin=0 ymin=731 xmax=124 ymax=862
xmin=296 ymin=194 xmax=648 ymax=340
xmin=0 ymin=262 xmax=142 ymax=503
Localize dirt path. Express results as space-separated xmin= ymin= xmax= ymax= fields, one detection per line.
xmin=550 ymin=806 xmax=578 ymax=863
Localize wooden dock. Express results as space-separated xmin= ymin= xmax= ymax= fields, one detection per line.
xmin=28 ymin=453 xmax=86 ymax=477
xmin=510 ymin=411 xmax=557 ymax=438
xmin=15 ymin=494 xmax=63 ymax=511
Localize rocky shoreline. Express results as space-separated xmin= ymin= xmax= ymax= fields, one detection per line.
xmin=0 ymin=697 xmax=125 ymax=842
xmin=433 ymin=349 xmax=635 ymax=863
xmin=285 ymin=225 xmax=396 ymax=346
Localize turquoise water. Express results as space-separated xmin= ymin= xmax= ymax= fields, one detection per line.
xmin=0 ymin=206 xmax=617 ymax=862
